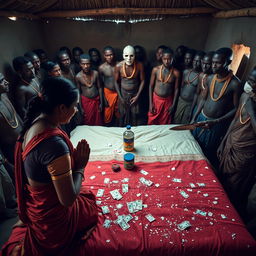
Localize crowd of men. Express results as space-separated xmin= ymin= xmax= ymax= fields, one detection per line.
xmin=0 ymin=44 xmax=255 ymax=237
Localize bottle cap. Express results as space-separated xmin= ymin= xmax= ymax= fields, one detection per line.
xmin=124 ymin=153 xmax=134 ymax=161
xmin=126 ymin=125 xmax=131 ymax=129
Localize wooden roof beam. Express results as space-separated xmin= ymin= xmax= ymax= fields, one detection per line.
xmin=39 ymin=7 xmax=217 ymax=18
xmin=214 ymin=7 xmax=256 ymax=18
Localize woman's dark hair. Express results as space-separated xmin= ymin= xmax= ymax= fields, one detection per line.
xmin=20 ymin=77 xmax=79 ymax=138
xmin=42 ymin=61 xmax=59 ymax=73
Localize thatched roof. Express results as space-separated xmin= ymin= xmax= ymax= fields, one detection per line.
xmin=0 ymin=0 xmax=256 ymax=21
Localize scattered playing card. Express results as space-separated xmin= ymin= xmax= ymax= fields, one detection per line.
xmin=197 ymin=183 xmax=205 ymax=187
xmin=145 ymin=214 xmax=155 ymax=222
xmin=110 ymin=189 xmax=123 ymax=200
xmin=96 ymin=200 xmax=102 ymax=205
xmin=101 ymin=206 xmax=110 ymax=214
xmin=139 ymin=177 xmax=153 ymax=186
xmin=122 ymin=184 xmax=129 ymax=193
xmin=177 ymin=221 xmax=191 ymax=230
xmin=140 ymin=169 xmax=149 ymax=175
xmin=90 ymin=175 xmax=96 ymax=180
xmin=122 ymin=178 xmax=129 ymax=183
xmin=171 ymin=167 xmax=176 ymax=171
xmin=195 ymin=209 xmax=207 ymax=216
xmin=96 ymin=189 xmax=105 ymax=197
xmin=180 ymin=190 xmax=189 ymax=198
xmin=221 ymin=214 xmax=227 ymax=219
xmin=189 ymin=183 xmax=196 ymax=188
xmin=172 ymin=178 xmax=182 ymax=183
xmin=101 ymin=171 xmax=106 ymax=175
xmin=103 ymin=219 xmax=112 ymax=228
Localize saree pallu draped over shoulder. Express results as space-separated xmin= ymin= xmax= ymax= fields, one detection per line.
xmin=1 ymin=128 xmax=98 ymax=256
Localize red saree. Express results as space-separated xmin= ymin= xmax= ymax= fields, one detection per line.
xmin=1 ymin=128 xmax=98 ymax=256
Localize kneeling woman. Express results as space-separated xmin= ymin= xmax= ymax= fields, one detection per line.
xmin=1 ymin=77 xmax=98 ymax=255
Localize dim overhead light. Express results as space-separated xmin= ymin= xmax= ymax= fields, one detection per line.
xmin=8 ymin=16 xmax=17 ymax=21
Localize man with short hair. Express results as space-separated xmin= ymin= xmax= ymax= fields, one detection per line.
xmin=33 ymin=49 xmax=48 ymax=64
xmin=88 ymin=48 xmax=102 ymax=71
xmin=76 ymin=54 xmax=103 ymax=125
xmin=99 ymin=46 xmax=117 ymax=125
xmin=193 ymin=48 xmax=242 ymax=167
xmin=72 ymin=47 xmax=84 ymax=74
xmin=12 ymin=56 xmax=41 ymax=119
xmin=217 ymin=67 xmax=256 ymax=218
xmin=190 ymin=51 xmax=214 ymax=122
xmin=148 ymin=48 xmax=180 ymax=125
xmin=0 ymin=72 xmax=22 ymax=165
xmin=24 ymin=51 xmax=43 ymax=83
xmin=183 ymin=49 xmax=196 ymax=70
xmin=56 ymin=51 xmax=76 ymax=85
xmin=114 ymin=45 xmax=145 ymax=126
xmin=173 ymin=51 xmax=205 ymax=124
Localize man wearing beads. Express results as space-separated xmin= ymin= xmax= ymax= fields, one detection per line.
xmin=99 ymin=46 xmax=118 ymax=125
xmin=76 ymin=54 xmax=103 ymax=125
xmin=217 ymin=67 xmax=256 ymax=219
xmin=0 ymin=73 xmax=22 ymax=167
xmin=190 ymin=51 xmax=214 ymax=122
xmin=192 ymin=48 xmax=241 ymax=168
xmin=173 ymin=51 xmax=205 ymax=124
xmin=115 ymin=45 xmax=145 ymax=126
xmin=148 ymin=48 xmax=180 ymax=125
xmin=12 ymin=56 xmax=41 ymax=120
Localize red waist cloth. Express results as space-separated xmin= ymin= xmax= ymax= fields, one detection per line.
xmin=148 ymin=92 xmax=173 ymax=125
xmin=1 ymin=128 xmax=98 ymax=256
xmin=81 ymin=95 xmax=103 ymax=125
xmin=79 ymin=159 xmax=256 ymax=256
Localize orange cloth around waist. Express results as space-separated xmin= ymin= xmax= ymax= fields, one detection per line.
xmin=104 ymin=87 xmax=118 ymax=123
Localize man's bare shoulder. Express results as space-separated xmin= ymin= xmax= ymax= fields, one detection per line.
xmin=76 ymin=70 xmax=83 ymax=78
xmin=99 ymin=62 xmax=107 ymax=71
xmin=116 ymin=61 xmax=124 ymax=68
xmin=173 ymin=67 xmax=180 ymax=77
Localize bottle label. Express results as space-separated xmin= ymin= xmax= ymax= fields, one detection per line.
xmin=124 ymin=138 xmax=134 ymax=152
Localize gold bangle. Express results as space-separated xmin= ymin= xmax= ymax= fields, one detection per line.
xmin=51 ymin=170 xmax=72 ymax=181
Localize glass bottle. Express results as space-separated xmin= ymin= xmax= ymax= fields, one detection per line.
xmin=123 ymin=125 xmax=134 ymax=152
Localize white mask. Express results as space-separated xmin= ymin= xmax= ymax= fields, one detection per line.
xmin=123 ymin=45 xmax=135 ymax=66
xmin=244 ymin=82 xmax=255 ymax=97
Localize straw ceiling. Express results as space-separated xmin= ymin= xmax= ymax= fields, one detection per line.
xmin=0 ymin=0 xmax=256 ymax=21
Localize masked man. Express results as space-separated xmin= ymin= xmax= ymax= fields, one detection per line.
xmin=114 ymin=45 xmax=145 ymax=126
xmin=217 ymin=67 xmax=256 ymax=219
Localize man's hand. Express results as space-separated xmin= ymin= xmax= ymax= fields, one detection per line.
xmin=149 ymin=104 xmax=156 ymax=114
xmin=130 ymin=96 xmax=138 ymax=105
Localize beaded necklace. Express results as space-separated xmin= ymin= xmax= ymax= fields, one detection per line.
xmin=122 ymin=62 xmax=136 ymax=79
xmin=21 ymin=78 xmax=41 ymax=95
xmin=0 ymin=96 xmax=19 ymax=128
xmin=186 ymin=69 xmax=200 ymax=85
xmin=82 ymin=71 xmax=93 ymax=87
xmin=210 ymin=72 xmax=232 ymax=102
xmin=201 ymin=74 xmax=207 ymax=90
xmin=159 ymin=65 xmax=173 ymax=83
xmin=239 ymin=102 xmax=250 ymax=124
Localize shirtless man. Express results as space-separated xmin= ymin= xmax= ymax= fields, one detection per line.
xmin=217 ymin=67 xmax=256 ymax=219
xmin=72 ymin=47 xmax=84 ymax=74
xmin=193 ymin=48 xmax=241 ymax=167
xmin=115 ymin=45 xmax=145 ymax=126
xmin=190 ymin=51 xmax=214 ymax=122
xmin=89 ymin=48 xmax=102 ymax=71
xmin=24 ymin=51 xmax=43 ymax=83
xmin=76 ymin=54 xmax=103 ymax=125
xmin=0 ymin=73 xmax=22 ymax=166
xmin=183 ymin=49 xmax=196 ymax=70
xmin=99 ymin=46 xmax=117 ymax=125
xmin=173 ymin=51 xmax=205 ymax=124
xmin=33 ymin=49 xmax=48 ymax=64
xmin=56 ymin=51 xmax=76 ymax=85
xmin=12 ymin=56 xmax=41 ymax=119
xmin=148 ymin=48 xmax=180 ymax=125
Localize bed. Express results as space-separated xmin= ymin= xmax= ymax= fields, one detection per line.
xmin=70 ymin=124 xmax=256 ymax=256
